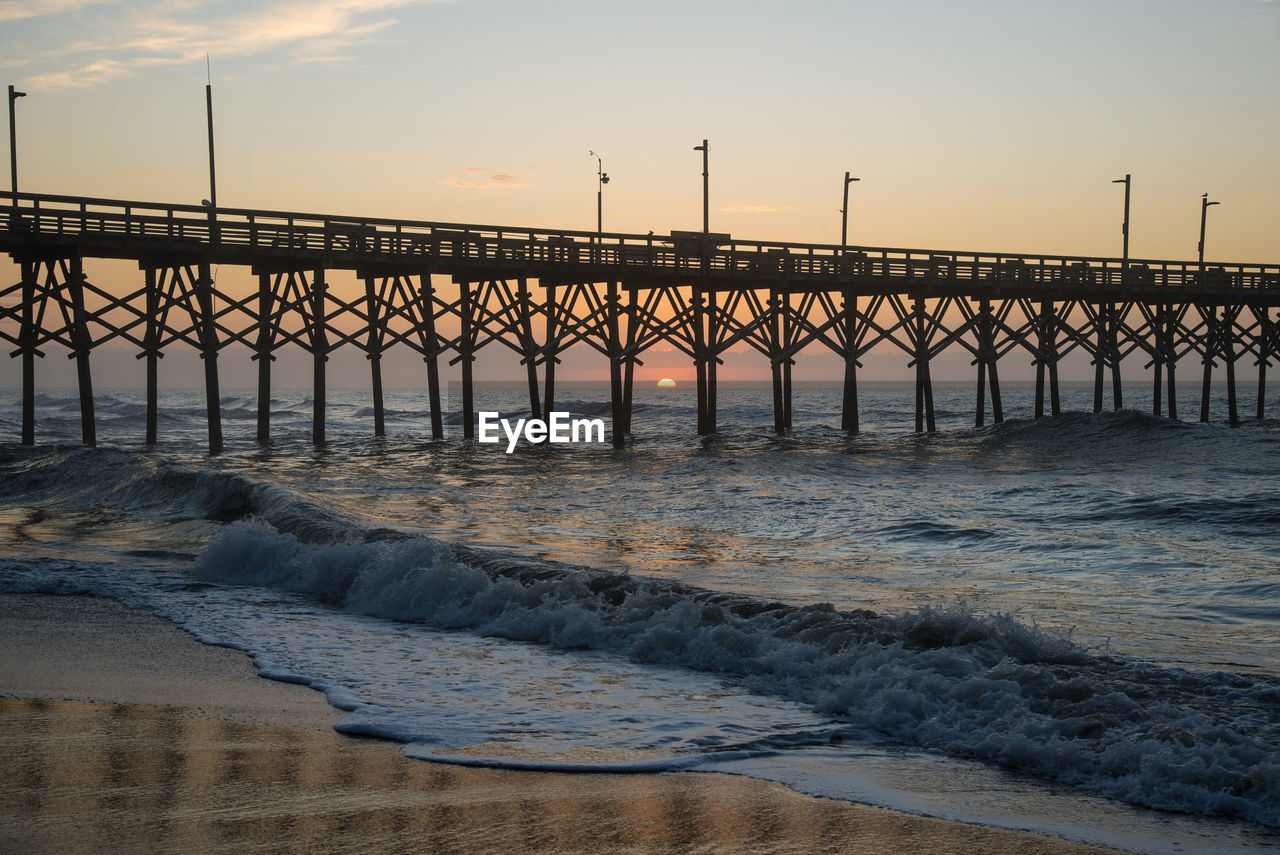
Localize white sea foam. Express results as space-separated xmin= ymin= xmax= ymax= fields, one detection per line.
xmin=192 ymin=517 xmax=1280 ymax=828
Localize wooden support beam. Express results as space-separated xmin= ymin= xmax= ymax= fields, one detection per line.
xmin=363 ymin=275 xmax=386 ymax=437
xmin=1050 ymin=311 xmax=1061 ymax=417
xmin=1224 ymin=305 xmax=1239 ymax=427
xmin=1165 ymin=305 xmax=1179 ymax=420
xmin=913 ymin=295 xmax=936 ymax=433
xmin=1200 ymin=305 xmax=1216 ymax=424
xmin=1034 ymin=299 xmax=1060 ymax=419
xmin=694 ymin=286 xmax=709 ymax=435
xmin=459 ymin=279 xmax=475 ymax=440
xmin=196 ymin=260 xmax=222 ymax=455
xmin=1151 ymin=304 xmax=1163 ymax=418
xmin=66 ymin=256 xmax=97 ymax=447
xmin=989 ymin=350 xmax=1004 ymax=425
xmin=517 ymin=277 xmax=541 ymax=421
xmin=143 ymin=267 xmax=159 ymax=445
xmin=782 ymin=291 xmax=793 ymax=430
xmin=255 ymin=272 xmax=273 ymax=444
xmin=621 ymin=286 xmax=638 ymax=437
xmin=1109 ymin=303 xmax=1123 ymax=412
xmin=841 ymin=290 xmax=859 ymax=433
xmin=311 ymin=268 xmax=327 ymax=445
xmin=1093 ymin=303 xmax=1106 ymax=415
xmin=706 ymin=288 xmax=718 ymax=434
xmin=975 ymin=299 xmax=1002 ymax=427
xmin=607 ymin=281 xmax=625 ymax=449
xmin=543 ymin=281 xmax=558 ymax=418
xmin=770 ymin=289 xmax=785 ymax=435
xmin=1258 ymin=308 xmax=1274 ymax=421
xmin=19 ymin=259 xmax=36 ymax=446
xmin=419 ymin=273 xmax=443 ymax=441
xmin=1260 ymin=359 xmax=1269 ymax=421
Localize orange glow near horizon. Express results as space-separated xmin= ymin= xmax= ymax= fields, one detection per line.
xmin=657 ymin=378 xmax=677 ymax=388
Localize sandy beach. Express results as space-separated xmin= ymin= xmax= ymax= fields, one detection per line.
xmin=0 ymin=592 xmax=1127 ymax=855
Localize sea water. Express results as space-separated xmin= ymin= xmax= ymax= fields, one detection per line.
xmin=1 ymin=381 xmax=1278 ymax=853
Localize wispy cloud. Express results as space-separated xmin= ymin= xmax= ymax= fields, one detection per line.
xmin=29 ymin=58 xmax=133 ymax=90
xmin=438 ymin=169 xmax=529 ymax=190
xmin=716 ymin=205 xmax=790 ymax=213
xmin=19 ymin=0 xmax=451 ymax=91
xmin=0 ymin=0 xmax=116 ymax=24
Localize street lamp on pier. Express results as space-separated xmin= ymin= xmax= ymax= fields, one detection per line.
xmin=1112 ymin=173 xmax=1131 ymax=277
xmin=588 ymin=150 xmax=608 ymax=235
xmin=1198 ymin=193 xmax=1220 ymax=266
xmin=8 ymin=84 xmax=26 ymax=207
xmin=840 ymin=171 xmax=860 ymax=250
xmin=693 ymin=139 xmax=709 ymax=238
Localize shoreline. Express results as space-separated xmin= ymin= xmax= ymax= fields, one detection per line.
xmin=0 ymin=592 xmax=1126 ymax=854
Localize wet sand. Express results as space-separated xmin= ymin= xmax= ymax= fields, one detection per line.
xmin=0 ymin=593 xmax=1123 ymax=854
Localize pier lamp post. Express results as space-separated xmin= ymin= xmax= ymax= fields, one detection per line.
xmin=1198 ymin=194 xmax=1219 ymax=266
xmin=1112 ymin=174 xmax=1131 ymax=278
xmin=8 ymin=84 xmax=26 ymax=207
xmin=588 ymin=150 xmax=609 ymax=235
xmin=694 ymin=139 xmax=709 ymax=238
xmin=840 ymin=171 xmax=860 ymax=250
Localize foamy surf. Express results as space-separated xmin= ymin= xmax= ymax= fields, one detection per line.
xmin=187 ymin=517 xmax=1280 ymax=829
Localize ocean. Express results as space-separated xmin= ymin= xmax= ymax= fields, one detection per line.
xmin=1 ymin=381 xmax=1278 ymax=854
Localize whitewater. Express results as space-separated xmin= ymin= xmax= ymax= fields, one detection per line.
xmin=1 ymin=381 xmax=1278 ymax=854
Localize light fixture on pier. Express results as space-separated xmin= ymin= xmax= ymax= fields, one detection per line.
xmin=841 ymin=171 xmax=860 ymax=250
xmin=693 ymin=140 xmax=709 ymax=238
xmin=8 ymin=84 xmax=27 ymax=205
xmin=1112 ymin=174 xmax=1131 ymax=274
xmin=1198 ymin=193 xmax=1220 ymax=266
xmin=589 ymin=150 xmax=608 ymax=235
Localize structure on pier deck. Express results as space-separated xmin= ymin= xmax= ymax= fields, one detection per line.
xmin=2 ymin=190 xmax=1278 ymax=452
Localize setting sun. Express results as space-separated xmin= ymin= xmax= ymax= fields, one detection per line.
xmin=656 ymin=378 xmax=677 ymax=388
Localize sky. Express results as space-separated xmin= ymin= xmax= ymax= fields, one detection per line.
xmin=2 ymin=0 xmax=1279 ymax=387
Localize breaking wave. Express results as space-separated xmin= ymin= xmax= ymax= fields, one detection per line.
xmin=194 ymin=514 xmax=1280 ymax=827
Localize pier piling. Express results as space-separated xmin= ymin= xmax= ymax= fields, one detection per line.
xmin=19 ymin=259 xmax=35 ymax=445
xmin=68 ymin=257 xmax=96 ymax=447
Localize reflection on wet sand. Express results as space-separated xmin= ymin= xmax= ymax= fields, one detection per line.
xmin=0 ymin=697 xmax=1118 ymax=855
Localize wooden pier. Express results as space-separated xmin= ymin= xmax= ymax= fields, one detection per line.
xmin=2 ymin=190 xmax=1278 ymax=451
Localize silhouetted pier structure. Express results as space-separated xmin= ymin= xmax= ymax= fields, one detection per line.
xmin=2 ymin=190 xmax=1278 ymax=452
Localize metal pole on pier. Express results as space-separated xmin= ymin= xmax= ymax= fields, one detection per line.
xmin=1112 ymin=174 xmax=1130 ymax=278
xmin=1198 ymin=194 xmax=1219 ymax=266
xmin=695 ymin=140 xmax=709 ymax=238
xmin=589 ymin=151 xmax=608 ymax=236
xmin=840 ymin=172 xmax=859 ymax=249
xmin=8 ymin=85 xmax=26 ymax=206
xmin=204 ymin=56 xmax=217 ymax=213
